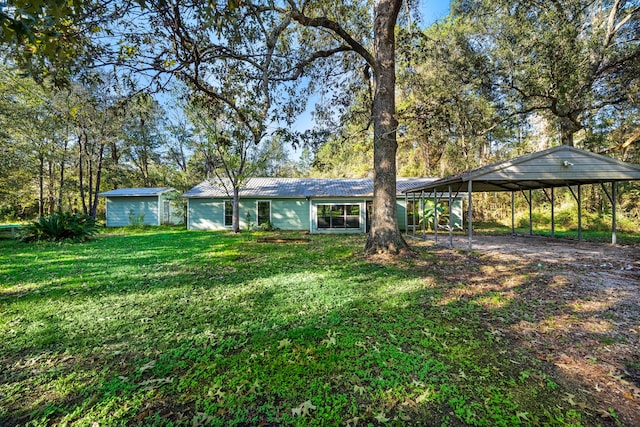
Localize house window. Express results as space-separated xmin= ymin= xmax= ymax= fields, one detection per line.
xmin=224 ymin=200 xmax=233 ymax=227
xmin=317 ymin=204 xmax=360 ymax=229
xmin=257 ymin=201 xmax=271 ymax=226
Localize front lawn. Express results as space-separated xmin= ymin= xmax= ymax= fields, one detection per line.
xmin=0 ymin=229 xmax=619 ymax=426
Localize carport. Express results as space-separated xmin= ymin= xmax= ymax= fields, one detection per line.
xmin=405 ymin=145 xmax=640 ymax=249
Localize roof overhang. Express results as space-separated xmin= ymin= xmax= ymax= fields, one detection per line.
xmin=405 ymin=146 xmax=640 ymax=194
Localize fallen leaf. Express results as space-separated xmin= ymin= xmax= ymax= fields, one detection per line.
xmin=416 ymin=389 xmax=433 ymax=403
xmin=278 ymin=338 xmax=292 ymax=349
xmin=353 ymin=385 xmax=365 ymax=396
xmin=374 ymin=412 xmax=389 ymax=423
xmin=563 ymin=393 xmax=577 ymax=406
xmin=398 ymin=411 xmax=411 ymax=421
xmin=138 ymin=360 xmax=155 ymax=373
xmin=345 ymin=416 xmax=360 ymax=426
xmin=323 ymin=330 xmax=337 ymax=347
xmin=292 ymin=400 xmax=316 ymax=417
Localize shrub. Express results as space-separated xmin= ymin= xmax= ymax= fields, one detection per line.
xmin=20 ymin=212 xmax=98 ymax=242
xmin=258 ymin=220 xmax=278 ymax=231
xmin=128 ymin=209 xmax=146 ymax=227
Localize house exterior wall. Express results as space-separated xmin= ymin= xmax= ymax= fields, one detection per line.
xmin=187 ymin=196 xmax=463 ymax=233
xmin=188 ymin=198 xmax=309 ymax=231
xmin=188 ymin=199 xmax=225 ymax=230
xmin=270 ymin=199 xmax=309 ymax=230
xmin=105 ymin=196 xmax=160 ymax=227
xmin=158 ymin=193 xmax=184 ymax=225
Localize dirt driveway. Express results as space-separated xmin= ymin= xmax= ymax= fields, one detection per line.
xmin=412 ymin=234 xmax=640 ymax=425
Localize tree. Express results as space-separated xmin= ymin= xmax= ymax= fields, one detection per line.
xmin=120 ymin=94 xmax=166 ymax=187
xmin=186 ymin=98 xmax=271 ymax=232
xmin=257 ymin=0 xmax=409 ymax=254
xmin=96 ymin=0 xmax=411 ymax=252
xmin=396 ymin=18 xmax=512 ymax=176
xmin=454 ymin=0 xmax=640 ymax=146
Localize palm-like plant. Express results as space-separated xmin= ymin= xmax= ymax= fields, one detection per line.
xmin=20 ymin=212 xmax=98 ymax=242
xmin=419 ymin=202 xmax=450 ymax=231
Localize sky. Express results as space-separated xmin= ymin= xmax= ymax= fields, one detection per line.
xmin=420 ymin=0 xmax=453 ymax=26
xmin=288 ymin=0 xmax=452 ymax=157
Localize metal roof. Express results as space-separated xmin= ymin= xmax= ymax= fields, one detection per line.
xmin=405 ymin=145 xmax=640 ymax=193
xmin=183 ymin=178 xmax=436 ymax=198
xmin=99 ymin=187 xmax=176 ymax=197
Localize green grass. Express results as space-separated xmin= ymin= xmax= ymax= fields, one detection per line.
xmin=0 ymin=228 xmax=601 ymax=426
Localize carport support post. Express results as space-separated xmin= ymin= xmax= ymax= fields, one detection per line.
xmin=529 ymin=189 xmax=533 ymax=236
xmin=448 ymin=184 xmax=453 ymax=248
xmin=434 ymin=191 xmax=438 ymax=243
xmin=578 ymin=185 xmax=582 ymax=242
xmin=601 ymin=182 xmax=618 ymax=245
xmin=511 ymin=191 xmax=515 ymax=235
xmin=551 ymin=187 xmax=555 ymax=238
xmin=421 ymin=191 xmax=426 ymax=240
xmin=612 ymin=183 xmax=617 ymax=245
xmin=411 ymin=193 xmax=420 ymax=237
xmin=468 ymin=180 xmax=473 ymax=250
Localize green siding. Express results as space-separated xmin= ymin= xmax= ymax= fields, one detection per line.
xmin=188 ymin=198 xmax=309 ymax=231
xmin=106 ymin=196 xmax=159 ymax=227
xmin=188 ymin=196 xmax=463 ymax=233
xmin=397 ymin=199 xmax=407 ymax=230
xmin=270 ymin=199 xmax=309 ymax=230
xmin=159 ymin=192 xmax=184 ymax=225
xmin=188 ymin=199 xmax=225 ymax=230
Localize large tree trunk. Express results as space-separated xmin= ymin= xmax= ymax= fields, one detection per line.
xmin=560 ymin=116 xmax=581 ymax=146
xmin=364 ymin=0 xmax=407 ymax=255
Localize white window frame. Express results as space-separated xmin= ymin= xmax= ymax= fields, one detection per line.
xmin=256 ymin=200 xmax=271 ymax=226
xmin=223 ymin=200 xmax=233 ymax=227
xmin=315 ymin=203 xmax=361 ymax=230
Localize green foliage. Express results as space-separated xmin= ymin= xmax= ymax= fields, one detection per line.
xmin=420 ymin=201 xmax=450 ymax=231
xmin=19 ymin=212 xmax=97 ymax=242
xmin=245 ymin=210 xmax=254 ymax=231
xmin=258 ymin=220 xmax=277 ymax=232
xmin=128 ymin=210 xmax=146 ymax=227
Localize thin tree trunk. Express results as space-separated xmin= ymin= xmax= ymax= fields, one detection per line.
xmin=38 ymin=154 xmax=45 ymax=217
xmin=365 ymin=0 xmax=407 ymax=255
xmin=47 ymin=159 xmax=55 ymax=214
xmin=58 ymin=137 xmax=67 ymax=213
xmin=90 ymin=142 xmax=106 ymax=219
xmin=78 ymin=132 xmax=88 ymax=215
xmin=232 ymin=186 xmax=240 ymax=233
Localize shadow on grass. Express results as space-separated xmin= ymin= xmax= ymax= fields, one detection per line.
xmin=0 ymin=229 xmax=634 ymax=426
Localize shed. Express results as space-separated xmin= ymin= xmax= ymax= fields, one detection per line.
xmin=405 ymin=145 xmax=640 ymax=248
xmin=99 ymin=188 xmax=184 ymax=227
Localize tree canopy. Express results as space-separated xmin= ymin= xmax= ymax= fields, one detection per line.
xmin=1 ymin=0 xmax=639 ymax=247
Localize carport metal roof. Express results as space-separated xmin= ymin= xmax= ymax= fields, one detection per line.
xmin=405 ymin=145 xmax=640 ymax=193
xmin=404 ymin=145 xmax=640 ymax=248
